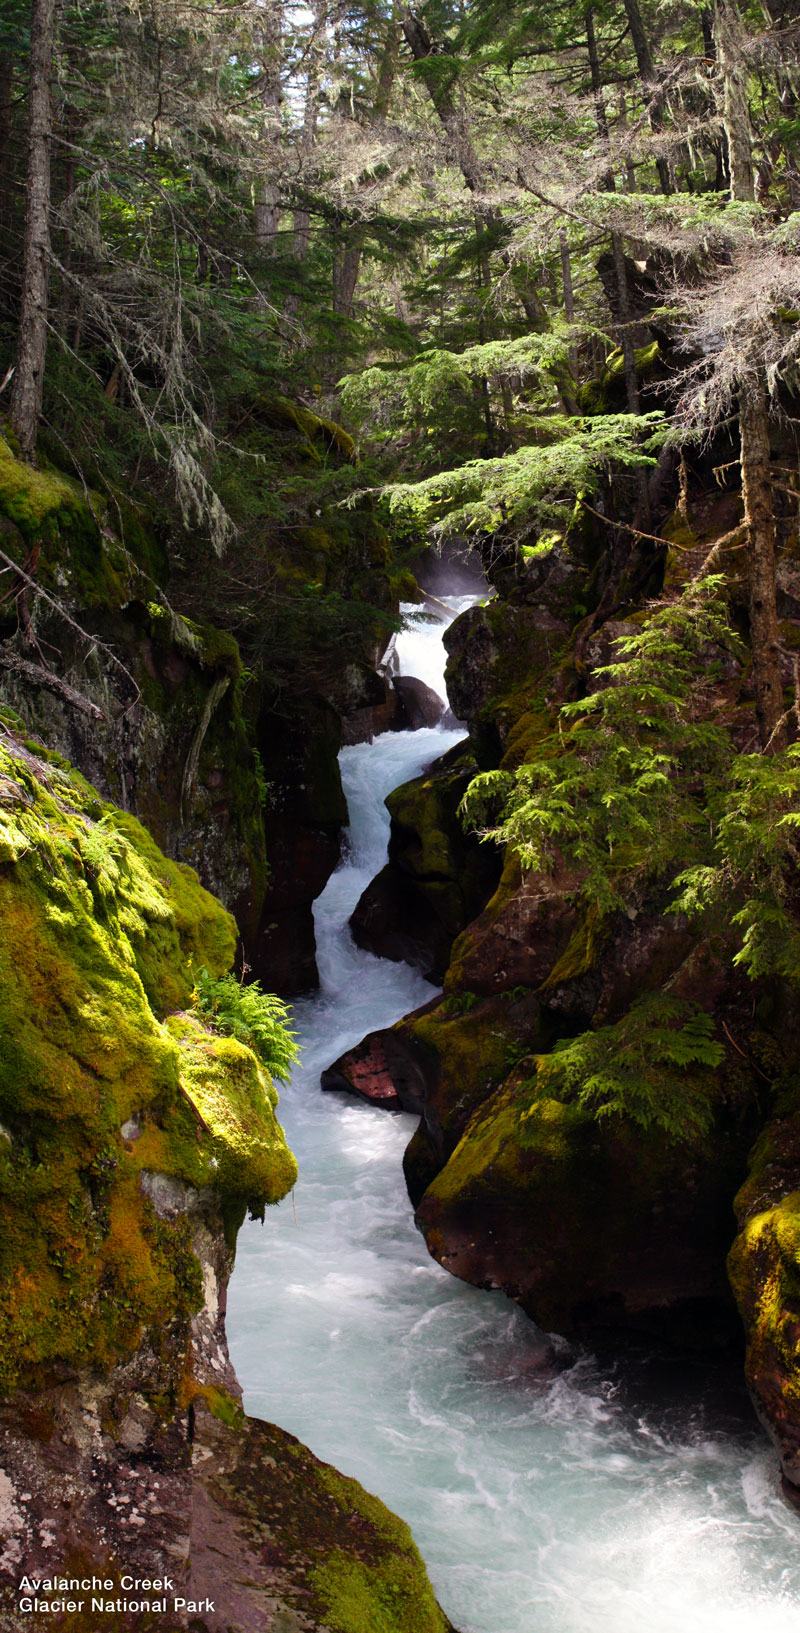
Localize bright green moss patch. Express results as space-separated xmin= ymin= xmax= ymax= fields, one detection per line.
xmin=729 ymin=1191 xmax=800 ymax=1402
xmin=146 ymin=1014 xmax=298 ymax=1200
xmin=312 ymin=1548 xmax=448 ymax=1633
xmin=314 ymin=1470 xmax=448 ymax=1627
xmin=0 ymin=732 xmax=295 ymax=1393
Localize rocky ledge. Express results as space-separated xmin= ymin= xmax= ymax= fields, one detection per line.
xmin=0 ymin=729 xmax=452 ymax=1633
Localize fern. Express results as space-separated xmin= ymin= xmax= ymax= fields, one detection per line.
xmin=461 ymin=576 xmax=738 ymax=913
xmin=523 ymin=995 xmax=724 ymax=1141
xmin=672 ymin=744 xmax=800 ymax=984
xmin=192 ymin=969 xmax=299 ymax=1083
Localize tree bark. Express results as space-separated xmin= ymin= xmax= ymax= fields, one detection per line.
xmin=621 ymin=0 xmax=673 ymax=194
xmin=713 ymin=0 xmax=785 ymax=746
xmin=713 ymin=0 xmax=756 ymax=201
xmin=332 ymin=235 xmax=363 ymax=318
xmin=0 ymin=51 xmax=13 ymax=241
xmin=585 ymin=6 xmax=640 ymax=416
xmin=740 ymin=389 xmax=784 ymax=745
xmin=254 ymin=0 xmax=283 ymax=253
xmin=10 ymin=0 xmax=56 ymax=462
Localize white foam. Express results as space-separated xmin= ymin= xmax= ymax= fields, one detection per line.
xmin=228 ymin=593 xmax=800 ymax=1633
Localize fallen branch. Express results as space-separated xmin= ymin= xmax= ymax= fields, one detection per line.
xmin=0 ymin=544 xmax=141 ymax=710
xmin=0 ymin=648 xmax=107 ymax=720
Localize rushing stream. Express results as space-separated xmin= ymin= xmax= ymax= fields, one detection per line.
xmin=228 ymin=599 xmax=800 ymax=1633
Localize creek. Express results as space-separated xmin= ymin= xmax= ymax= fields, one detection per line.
xmin=227 ymin=599 xmax=800 ymax=1633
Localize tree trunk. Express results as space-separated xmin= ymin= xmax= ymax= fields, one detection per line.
xmin=10 ymin=0 xmax=56 ymax=462
xmin=585 ymin=6 xmax=640 ymax=417
xmin=714 ymin=0 xmax=785 ymax=747
xmin=713 ymin=0 xmax=756 ymax=201
xmin=740 ymin=388 xmax=784 ymax=746
xmin=254 ymin=0 xmax=283 ymax=253
xmin=621 ymin=0 xmax=673 ymax=194
xmin=0 ymin=51 xmax=13 ymax=240
xmin=332 ymin=235 xmax=363 ymax=318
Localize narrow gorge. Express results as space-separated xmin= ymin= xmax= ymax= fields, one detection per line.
xmin=230 ymin=600 xmax=800 ymax=1633
xmin=3 ymin=0 xmax=800 ymax=1624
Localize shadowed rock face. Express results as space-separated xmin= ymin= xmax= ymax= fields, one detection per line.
xmin=728 ymin=1103 xmax=800 ymax=1508
xmin=391 ymin=674 xmax=446 ymax=730
xmin=349 ymin=743 xmax=502 ymax=984
xmin=0 ymin=736 xmax=453 ymax=1633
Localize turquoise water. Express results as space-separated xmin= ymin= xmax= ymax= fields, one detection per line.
xmin=228 ymin=604 xmax=800 ymax=1633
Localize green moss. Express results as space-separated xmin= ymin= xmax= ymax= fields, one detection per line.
xmin=575 ymin=342 xmax=662 ymax=415
xmin=145 ymin=1014 xmax=298 ymax=1202
xmin=0 ymin=732 xmax=295 ymax=1393
xmin=312 ymin=1548 xmax=447 ymax=1633
xmin=0 ymin=437 xmax=128 ymax=607
xmin=407 ymin=997 xmax=524 ymax=1143
xmin=309 ymin=1468 xmax=448 ymax=1633
xmin=543 ymin=904 xmax=606 ymax=986
xmin=199 ymin=1382 xmax=246 ymax=1430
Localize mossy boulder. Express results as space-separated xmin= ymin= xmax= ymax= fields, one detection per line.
xmin=0 ymin=444 xmax=269 ymax=948
xmin=728 ymin=1084 xmax=800 ymax=1503
xmin=443 ymin=600 xmax=570 ymax=767
xmin=0 ymin=731 xmax=295 ymax=1396
xmin=349 ymin=742 xmax=502 ymax=981
xmin=415 ymin=1079 xmax=754 ymax=1348
xmin=190 ymin=1412 xmax=452 ymax=1633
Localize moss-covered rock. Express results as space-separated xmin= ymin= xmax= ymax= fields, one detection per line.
xmin=728 ymin=1085 xmax=800 ymax=1502
xmin=415 ymin=1073 xmax=755 ymax=1347
xmin=0 ymin=730 xmax=295 ymax=1396
xmin=349 ymin=742 xmax=502 ymax=981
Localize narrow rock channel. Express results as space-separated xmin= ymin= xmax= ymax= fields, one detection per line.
xmin=228 ymin=602 xmax=800 ymax=1633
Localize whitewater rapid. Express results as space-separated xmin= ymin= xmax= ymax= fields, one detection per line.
xmin=227 ymin=599 xmax=800 ymax=1633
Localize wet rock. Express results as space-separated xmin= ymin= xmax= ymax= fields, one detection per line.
xmin=728 ymin=1090 xmax=800 ymax=1507
xmin=350 ymin=743 xmax=502 ymax=983
xmin=250 ymin=695 xmax=347 ymax=995
xmin=443 ymin=602 xmax=570 ymax=765
xmin=321 ymin=1026 xmax=435 ymax=1115
xmin=446 ymin=857 xmax=582 ymax=998
xmin=415 ymin=1087 xmax=754 ymax=1350
xmin=391 ymin=674 xmax=446 ymax=729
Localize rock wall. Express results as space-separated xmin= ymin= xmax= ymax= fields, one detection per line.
xmin=323 ymin=498 xmax=800 ymax=1502
xmin=0 ymin=425 xmax=410 ymax=997
xmin=0 ymin=731 xmax=453 ymax=1633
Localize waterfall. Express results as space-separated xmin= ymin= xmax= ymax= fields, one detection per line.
xmin=228 ymin=600 xmax=800 ymax=1633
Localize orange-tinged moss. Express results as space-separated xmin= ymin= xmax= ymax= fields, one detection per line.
xmin=0 ymin=733 xmax=295 ymax=1394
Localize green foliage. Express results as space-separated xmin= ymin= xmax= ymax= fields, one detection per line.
xmin=461 ymin=576 xmax=738 ymax=912
xmin=0 ymin=734 xmax=295 ymax=1392
xmin=380 ymin=413 xmax=665 ymax=538
xmin=192 ymin=969 xmax=299 ymax=1083
xmin=525 ymin=996 xmax=724 ymax=1141
xmin=673 ymin=746 xmax=800 ymax=985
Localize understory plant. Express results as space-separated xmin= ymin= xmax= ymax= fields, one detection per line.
xmin=523 ymin=995 xmax=725 ymax=1141
xmin=461 ymin=574 xmax=739 ymax=914
xmin=192 ymin=969 xmax=299 ymax=1082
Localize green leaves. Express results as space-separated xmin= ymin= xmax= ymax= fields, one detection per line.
xmin=461 ymin=575 xmax=738 ymax=912
xmin=192 ymin=969 xmax=299 ymax=1083
xmin=672 ymin=745 xmax=800 ymax=985
xmin=523 ymin=994 xmax=724 ymax=1141
xmin=381 ymin=412 xmax=664 ymax=537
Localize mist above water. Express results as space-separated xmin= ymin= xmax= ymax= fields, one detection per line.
xmin=228 ymin=599 xmax=800 ymax=1633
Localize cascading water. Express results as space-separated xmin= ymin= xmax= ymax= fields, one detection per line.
xmin=228 ymin=599 xmax=800 ymax=1633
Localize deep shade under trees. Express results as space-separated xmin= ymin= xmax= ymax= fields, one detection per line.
xmin=2 ymin=0 xmax=800 ymax=858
